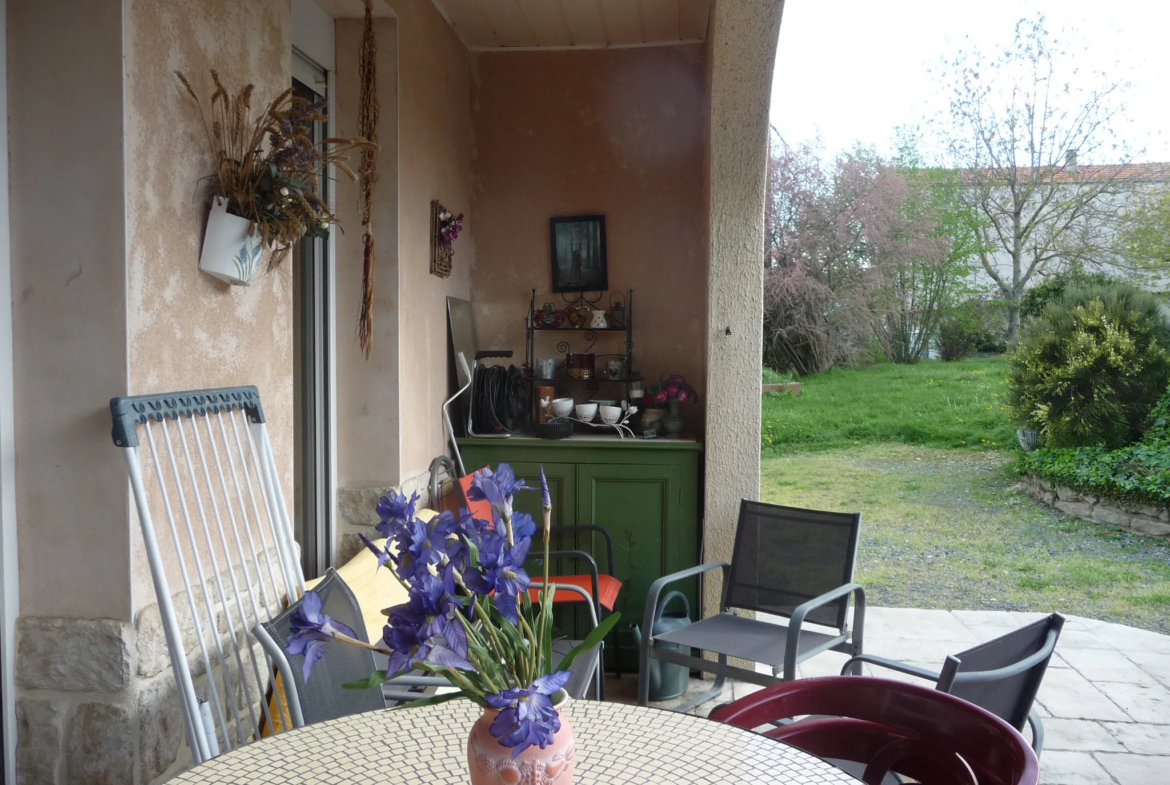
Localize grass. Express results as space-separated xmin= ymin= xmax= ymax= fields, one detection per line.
xmin=761 ymin=357 xmax=1016 ymax=455
xmin=762 ymin=445 xmax=1170 ymax=633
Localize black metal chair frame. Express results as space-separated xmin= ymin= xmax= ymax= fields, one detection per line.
xmin=840 ymin=613 xmax=1065 ymax=754
xmin=639 ymin=500 xmax=867 ymax=712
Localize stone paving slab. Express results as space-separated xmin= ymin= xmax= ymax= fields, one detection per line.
xmin=608 ymin=606 xmax=1170 ymax=784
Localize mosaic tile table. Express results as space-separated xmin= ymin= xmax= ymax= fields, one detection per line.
xmin=171 ymin=699 xmax=861 ymax=784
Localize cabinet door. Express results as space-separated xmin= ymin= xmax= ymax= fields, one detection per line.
xmin=578 ymin=462 xmax=699 ymax=670
xmin=503 ymin=461 xmax=577 ymax=530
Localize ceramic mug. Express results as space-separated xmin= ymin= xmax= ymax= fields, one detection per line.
xmin=575 ymin=403 xmax=598 ymax=422
xmin=550 ymin=398 xmax=574 ymax=418
xmin=599 ymin=405 xmax=622 ymax=424
xmin=605 ymin=360 xmax=623 ymax=380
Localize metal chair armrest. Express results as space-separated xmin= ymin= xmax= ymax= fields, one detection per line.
xmin=784 ymin=583 xmax=866 ymax=681
xmin=252 ymin=622 xmax=305 ymax=729
xmin=548 ymin=524 xmax=616 ymax=576
xmin=1028 ymin=709 xmax=1044 ymax=755
xmin=840 ymin=653 xmax=941 ymax=681
xmin=643 ymin=563 xmax=730 ymax=642
xmin=533 ymin=549 xmax=601 ymax=618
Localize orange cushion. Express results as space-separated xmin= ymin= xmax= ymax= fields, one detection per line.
xmin=458 ymin=472 xmax=494 ymax=523
xmin=528 ymin=574 xmax=622 ymax=611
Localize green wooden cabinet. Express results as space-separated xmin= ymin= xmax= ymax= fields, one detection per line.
xmin=456 ymin=436 xmax=702 ymax=671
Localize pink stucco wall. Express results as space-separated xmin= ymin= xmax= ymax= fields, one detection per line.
xmin=469 ymin=46 xmax=709 ymax=433
xmin=123 ymin=0 xmax=294 ymax=616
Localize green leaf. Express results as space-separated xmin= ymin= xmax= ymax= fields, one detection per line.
xmin=342 ymin=670 xmax=389 ymax=690
xmin=554 ymin=612 xmax=621 ymax=674
xmin=389 ymin=691 xmax=467 ymax=710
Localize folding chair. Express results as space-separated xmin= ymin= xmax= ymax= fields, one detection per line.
xmin=253 ymin=568 xmax=445 ymax=728
xmin=111 ymin=386 xmax=305 ymax=764
xmin=841 ymin=613 xmax=1065 ymax=754
xmin=639 ymin=500 xmax=866 ymax=712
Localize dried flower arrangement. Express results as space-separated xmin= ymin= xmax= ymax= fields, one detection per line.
xmin=430 ymin=200 xmax=465 ymax=278
xmin=177 ymin=70 xmax=368 ymax=270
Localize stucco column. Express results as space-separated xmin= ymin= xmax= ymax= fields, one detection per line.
xmin=702 ymin=0 xmax=785 ymax=617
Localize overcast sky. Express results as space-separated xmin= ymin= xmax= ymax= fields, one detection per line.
xmin=769 ymin=0 xmax=1170 ymax=164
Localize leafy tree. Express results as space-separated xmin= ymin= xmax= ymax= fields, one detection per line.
xmin=1118 ymin=183 xmax=1170 ymax=275
xmin=933 ymin=15 xmax=1134 ymax=339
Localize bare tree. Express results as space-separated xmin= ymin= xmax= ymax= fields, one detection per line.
xmin=935 ymin=15 xmax=1133 ymax=339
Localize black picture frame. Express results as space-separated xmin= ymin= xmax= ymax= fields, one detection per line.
xmin=549 ymin=215 xmax=608 ymax=293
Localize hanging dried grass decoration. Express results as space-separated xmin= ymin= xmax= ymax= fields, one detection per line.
xmin=357 ymin=0 xmax=381 ymax=358
xmin=176 ymin=70 xmax=366 ymax=272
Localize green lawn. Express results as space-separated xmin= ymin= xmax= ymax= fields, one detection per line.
xmin=763 ymin=445 xmax=1170 ymax=633
xmin=759 ymin=357 xmax=1170 ymax=633
xmin=762 ymin=357 xmax=1016 ymax=455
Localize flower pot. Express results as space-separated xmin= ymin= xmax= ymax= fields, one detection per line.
xmin=663 ymin=398 xmax=684 ymax=438
xmin=199 ymin=197 xmax=263 ymax=285
xmin=1017 ymin=429 xmax=1040 ymax=452
xmin=641 ymin=408 xmax=665 ymax=435
xmin=468 ymin=690 xmax=575 ymax=785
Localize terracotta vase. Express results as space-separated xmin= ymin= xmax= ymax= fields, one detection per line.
xmin=467 ymin=691 xmax=575 ymax=785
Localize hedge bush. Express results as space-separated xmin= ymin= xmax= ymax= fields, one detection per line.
xmin=1018 ymin=389 xmax=1170 ymax=505
xmin=1020 ymin=270 xmax=1115 ymax=321
xmin=937 ymin=297 xmax=1009 ymax=360
xmin=1007 ymin=282 xmax=1170 ymax=448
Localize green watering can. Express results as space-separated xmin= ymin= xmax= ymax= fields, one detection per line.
xmin=631 ymin=591 xmax=692 ymax=702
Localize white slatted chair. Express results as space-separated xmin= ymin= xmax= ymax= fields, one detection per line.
xmin=111 ymin=386 xmax=306 ymax=764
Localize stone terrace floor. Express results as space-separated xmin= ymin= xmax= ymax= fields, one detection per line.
xmin=605 ymin=607 xmax=1170 ymax=785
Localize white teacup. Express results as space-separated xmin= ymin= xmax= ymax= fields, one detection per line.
xmin=599 ymin=405 xmax=622 ymax=424
xmin=550 ymin=398 xmax=574 ymax=418
xmin=575 ymin=403 xmax=598 ymax=422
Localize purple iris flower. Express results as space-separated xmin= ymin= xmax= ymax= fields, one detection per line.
xmin=375 ymin=490 xmax=418 ymax=538
xmin=467 ymin=464 xmax=530 ymax=520
xmin=385 ymin=573 xmax=471 ymax=670
xmin=395 ymin=517 xmax=447 ymax=582
xmin=540 ymin=465 xmax=551 ymax=510
xmin=357 ymin=532 xmax=393 ymax=571
xmin=463 ymin=534 xmax=531 ymax=623
xmin=284 ymin=590 xmax=358 ymax=682
xmin=486 ymin=671 xmax=573 ymax=757
xmin=511 ymin=511 xmax=537 ymax=540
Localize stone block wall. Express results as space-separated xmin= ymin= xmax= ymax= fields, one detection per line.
xmin=336 ymin=468 xmax=433 ymax=564
xmin=1022 ymin=477 xmax=1170 ymax=538
xmin=16 ymin=576 xmax=282 ymax=784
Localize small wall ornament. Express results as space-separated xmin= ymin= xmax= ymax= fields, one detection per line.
xmin=430 ymin=200 xmax=464 ymax=278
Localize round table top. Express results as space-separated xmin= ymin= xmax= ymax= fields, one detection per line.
xmin=171 ymin=700 xmax=860 ymax=784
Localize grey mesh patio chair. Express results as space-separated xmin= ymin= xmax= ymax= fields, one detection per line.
xmin=841 ymin=613 xmax=1065 ymax=755
xmin=253 ymin=568 xmax=446 ymax=728
xmin=112 ymin=386 xmax=307 ymax=764
xmin=639 ymin=500 xmax=866 ymax=712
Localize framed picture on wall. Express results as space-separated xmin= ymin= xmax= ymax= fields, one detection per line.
xmin=550 ymin=215 xmax=608 ymax=293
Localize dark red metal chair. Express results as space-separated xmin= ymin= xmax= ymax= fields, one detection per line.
xmin=709 ymin=676 xmax=1039 ymax=785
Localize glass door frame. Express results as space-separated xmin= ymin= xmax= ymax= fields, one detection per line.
xmin=292 ymin=47 xmax=337 ymax=579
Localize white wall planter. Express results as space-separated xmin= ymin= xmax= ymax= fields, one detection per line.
xmin=199 ymin=197 xmax=263 ymax=285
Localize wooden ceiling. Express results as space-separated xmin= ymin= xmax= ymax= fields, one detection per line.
xmin=429 ymin=0 xmax=712 ymax=50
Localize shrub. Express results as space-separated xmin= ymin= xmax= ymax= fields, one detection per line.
xmin=1017 ymin=385 xmax=1170 ymax=505
xmin=1007 ymin=282 xmax=1170 ymax=448
xmin=937 ymin=310 xmax=979 ymax=361
xmin=1020 ymin=270 xmax=1115 ymax=321
xmin=937 ymin=297 xmax=1009 ymax=361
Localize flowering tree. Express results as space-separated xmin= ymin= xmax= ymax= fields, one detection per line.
xmin=285 ymin=465 xmax=618 ymax=756
xmin=933 ymin=14 xmax=1134 ymax=339
xmin=764 ymin=136 xmax=969 ymax=369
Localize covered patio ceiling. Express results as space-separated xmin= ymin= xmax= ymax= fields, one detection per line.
xmin=429 ymin=0 xmax=712 ymax=50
